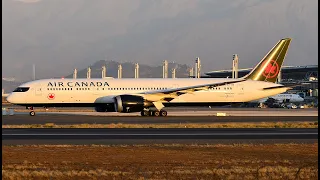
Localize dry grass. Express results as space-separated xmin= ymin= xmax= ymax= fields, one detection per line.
xmin=2 ymin=143 xmax=318 ymax=180
xmin=2 ymin=121 xmax=318 ymax=129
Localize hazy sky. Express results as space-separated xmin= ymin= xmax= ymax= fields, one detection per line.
xmin=2 ymin=0 xmax=318 ymax=81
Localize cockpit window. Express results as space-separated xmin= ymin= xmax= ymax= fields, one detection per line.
xmin=13 ymin=87 xmax=30 ymax=92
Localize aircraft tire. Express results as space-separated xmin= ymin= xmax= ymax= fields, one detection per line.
xmin=29 ymin=111 xmax=36 ymax=116
xmin=141 ymin=110 xmax=149 ymax=116
xmin=154 ymin=111 xmax=160 ymax=116
xmin=160 ymin=110 xmax=167 ymax=117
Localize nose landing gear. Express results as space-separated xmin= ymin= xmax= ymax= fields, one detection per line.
xmin=27 ymin=106 xmax=36 ymax=116
xmin=29 ymin=111 xmax=36 ymax=116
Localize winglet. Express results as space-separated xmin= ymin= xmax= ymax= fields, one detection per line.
xmin=244 ymin=38 xmax=291 ymax=83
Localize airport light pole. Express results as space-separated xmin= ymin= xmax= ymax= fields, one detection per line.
xmin=134 ymin=63 xmax=139 ymax=78
xmin=232 ymin=54 xmax=239 ymax=79
xmin=163 ymin=60 xmax=168 ymax=78
xmin=172 ymin=68 xmax=176 ymax=78
xmin=189 ymin=67 xmax=194 ymax=78
xmin=277 ymin=69 xmax=282 ymax=83
xmin=195 ymin=57 xmax=201 ymax=78
xmin=73 ymin=69 xmax=77 ymax=79
xmin=102 ymin=65 xmax=106 ymax=78
xmin=87 ymin=67 xmax=91 ymax=79
xmin=118 ymin=64 xmax=122 ymax=79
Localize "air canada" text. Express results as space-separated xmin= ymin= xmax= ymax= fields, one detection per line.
xmin=47 ymin=81 xmax=109 ymax=87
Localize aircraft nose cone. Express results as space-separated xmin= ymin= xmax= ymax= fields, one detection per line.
xmin=6 ymin=95 xmax=13 ymax=103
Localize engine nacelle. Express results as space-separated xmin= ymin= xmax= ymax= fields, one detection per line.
xmin=94 ymin=104 xmax=116 ymax=112
xmin=114 ymin=95 xmax=152 ymax=113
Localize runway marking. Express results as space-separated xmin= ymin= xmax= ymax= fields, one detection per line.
xmin=2 ymin=133 xmax=318 ymax=136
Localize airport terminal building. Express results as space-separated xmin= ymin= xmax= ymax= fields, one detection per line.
xmin=205 ymin=65 xmax=318 ymax=97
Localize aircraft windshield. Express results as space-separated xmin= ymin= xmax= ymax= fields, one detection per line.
xmin=13 ymin=87 xmax=30 ymax=92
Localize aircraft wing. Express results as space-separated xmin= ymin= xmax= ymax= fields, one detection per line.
xmin=134 ymin=79 xmax=246 ymax=103
xmin=95 ymin=79 xmax=245 ymax=110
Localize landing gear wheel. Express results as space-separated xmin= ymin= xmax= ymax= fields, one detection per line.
xmin=160 ymin=110 xmax=167 ymax=117
xmin=141 ymin=110 xmax=149 ymax=116
xmin=29 ymin=111 xmax=36 ymax=116
xmin=154 ymin=111 xmax=160 ymax=117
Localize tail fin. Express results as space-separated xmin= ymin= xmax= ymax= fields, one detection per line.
xmin=244 ymin=38 xmax=291 ymax=83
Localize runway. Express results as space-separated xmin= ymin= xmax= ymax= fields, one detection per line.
xmin=2 ymin=128 xmax=318 ymax=145
xmin=2 ymin=115 xmax=318 ymax=125
xmin=4 ymin=108 xmax=318 ymax=117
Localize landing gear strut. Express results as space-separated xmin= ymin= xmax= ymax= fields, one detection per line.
xmin=140 ymin=109 xmax=167 ymax=117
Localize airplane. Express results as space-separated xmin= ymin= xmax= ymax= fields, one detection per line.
xmin=252 ymin=93 xmax=304 ymax=104
xmin=7 ymin=38 xmax=293 ymax=116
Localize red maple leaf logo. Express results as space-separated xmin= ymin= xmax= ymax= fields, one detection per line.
xmin=47 ymin=93 xmax=55 ymax=100
xmin=262 ymin=60 xmax=279 ymax=78
xmin=265 ymin=63 xmax=276 ymax=74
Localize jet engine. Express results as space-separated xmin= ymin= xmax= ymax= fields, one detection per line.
xmin=94 ymin=96 xmax=117 ymax=112
xmin=94 ymin=104 xmax=116 ymax=112
xmin=114 ymin=95 xmax=152 ymax=113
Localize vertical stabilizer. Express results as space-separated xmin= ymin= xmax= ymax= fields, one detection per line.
xmin=244 ymin=38 xmax=291 ymax=83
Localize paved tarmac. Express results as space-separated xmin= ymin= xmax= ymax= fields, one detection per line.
xmin=2 ymin=128 xmax=317 ymax=145
xmin=2 ymin=107 xmax=317 ymax=117
xmin=2 ymin=115 xmax=317 ymax=125
xmin=2 ymin=106 xmax=318 ymax=112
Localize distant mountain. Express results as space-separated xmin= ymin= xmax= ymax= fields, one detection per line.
xmin=65 ymin=60 xmax=192 ymax=78
xmin=2 ymin=80 xmax=21 ymax=93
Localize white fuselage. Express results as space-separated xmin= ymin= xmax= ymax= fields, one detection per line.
xmin=7 ymin=78 xmax=288 ymax=106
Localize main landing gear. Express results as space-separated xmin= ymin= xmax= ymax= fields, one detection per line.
xmin=27 ymin=106 xmax=36 ymax=116
xmin=140 ymin=109 xmax=167 ymax=117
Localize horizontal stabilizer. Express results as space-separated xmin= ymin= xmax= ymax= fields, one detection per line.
xmin=262 ymin=83 xmax=310 ymax=90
